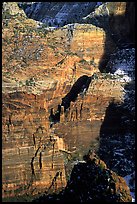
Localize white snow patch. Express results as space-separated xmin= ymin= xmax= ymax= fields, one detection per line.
xmin=114 ymin=151 xmax=123 ymax=156
xmin=124 ymin=173 xmax=135 ymax=202
xmin=115 ymin=149 xmax=125 ymax=152
xmin=113 ymin=68 xmax=132 ymax=82
xmin=73 ymin=160 xmax=86 ymax=165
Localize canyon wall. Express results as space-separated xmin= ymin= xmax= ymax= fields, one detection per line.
xmin=2 ymin=2 xmax=134 ymax=201
xmin=19 ymin=2 xmax=97 ymax=26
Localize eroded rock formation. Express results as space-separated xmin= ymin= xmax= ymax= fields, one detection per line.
xmin=33 ymin=152 xmax=132 ymax=202
xmin=19 ymin=2 xmax=97 ymax=26
xmin=2 ymin=2 xmax=135 ymax=202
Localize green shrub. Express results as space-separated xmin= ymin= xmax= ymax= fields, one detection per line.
xmin=25 ymin=77 xmax=35 ymax=86
xmin=2 ymin=11 xmax=12 ymax=19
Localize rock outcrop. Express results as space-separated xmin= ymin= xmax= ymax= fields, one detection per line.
xmin=83 ymin=2 xmax=135 ymax=71
xmin=33 ymin=152 xmax=132 ymax=202
xmin=2 ymin=2 xmax=26 ymax=16
xmin=83 ymin=2 xmax=135 ymax=47
xmin=1 ymin=72 xmax=128 ymax=201
xmin=2 ymin=2 xmax=135 ymax=202
xmin=19 ymin=2 xmax=97 ymax=26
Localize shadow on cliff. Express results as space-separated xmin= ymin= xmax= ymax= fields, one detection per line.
xmin=85 ymin=2 xmax=135 ymax=72
xmin=19 ymin=2 xmax=97 ymax=27
xmin=33 ymin=150 xmax=131 ymax=203
xmin=32 ymin=85 xmax=135 ymax=203
xmin=83 ymin=2 xmax=135 ymax=179
xmin=49 ymin=75 xmax=92 ymax=127
xmin=61 ymin=75 xmax=91 ymax=110
xmin=97 ymin=96 xmax=135 ymax=177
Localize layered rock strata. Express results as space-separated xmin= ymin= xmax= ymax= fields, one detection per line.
xmin=2 ymin=2 xmax=134 ymax=201
xmin=33 ymin=152 xmax=132 ymax=202
xmin=2 ymin=73 xmax=125 ymax=200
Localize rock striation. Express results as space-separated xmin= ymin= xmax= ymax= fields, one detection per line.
xmin=83 ymin=2 xmax=135 ymax=48
xmin=19 ymin=2 xmax=97 ymax=26
xmin=2 ymin=2 xmax=135 ymax=202
xmin=33 ymin=152 xmax=132 ymax=202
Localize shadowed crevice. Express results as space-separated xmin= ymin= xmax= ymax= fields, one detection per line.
xmin=49 ymin=74 xmax=94 ymax=127
xmin=61 ymin=75 xmax=91 ymax=110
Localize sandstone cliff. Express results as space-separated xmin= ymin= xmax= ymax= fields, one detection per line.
xmin=83 ymin=2 xmax=135 ymax=47
xmin=33 ymin=152 xmax=132 ymax=202
xmin=2 ymin=2 xmax=135 ymax=202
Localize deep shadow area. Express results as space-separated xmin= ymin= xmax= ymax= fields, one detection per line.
xmin=61 ymin=75 xmax=91 ymax=110
xmin=18 ymin=2 xmax=97 ymax=27
xmin=49 ymin=105 xmax=61 ymax=126
xmin=85 ymin=2 xmax=135 ymax=72
xmin=99 ymin=100 xmax=135 ymax=136
xmin=33 ymin=90 xmax=135 ymax=202
xmin=97 ymin=93 xmax=135 ymax=177
xmin=33 ymin=151 xmax=130 ymax=203
xmin=101 ymin=2 xmax=135 ymax=72
xmin=49 ymin=75 xmax=92 ymax=126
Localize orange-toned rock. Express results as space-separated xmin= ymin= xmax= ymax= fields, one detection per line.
xmin=33 ymin=154 xmax=132 ymax=202
xmin=2 ymin=2 xmax=133 ymax=202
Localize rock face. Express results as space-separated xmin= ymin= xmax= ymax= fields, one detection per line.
xmin=98 ymin=48 xmax=135 ymax=197
xmin=2 ymin=11 xmax=108 ymax=92
xmin=19 ymin=2 xmax=97 ymax=26
xmin=2 ymin=73 xmax=125 ymax=201
xmin=83 ymin=2 xmax=135 ymax=47
xmin=2 ymin=2 xmax=135 ymax=202
xmin=2 ymin=2 xmax=26 ymax=16
xmin=83 ymin=2 xmax=135 ymax=71
xmin=33 ymin=152 xmax=132 ymax=202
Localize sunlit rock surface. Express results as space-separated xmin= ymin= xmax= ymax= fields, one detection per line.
xmin=2 ymin=72 xmax=125 ymax=200
xmin=2 ymin=2 xmax=135 ymax=202
xmin=2 ymin=2 xmax=26 ymax=16
xmin=33 ymin=153 xmax=132 ymax=202
xmin=83 ymin=2 xmax=135 ymax=43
